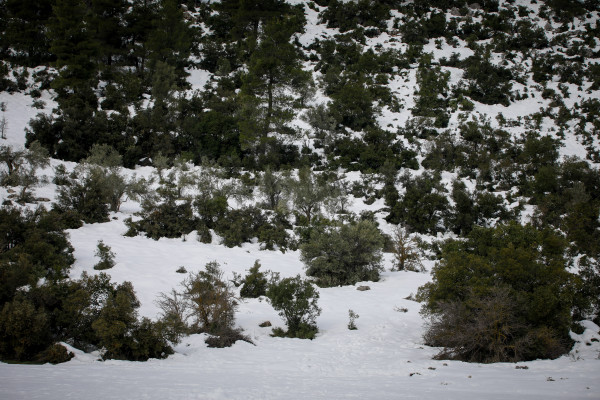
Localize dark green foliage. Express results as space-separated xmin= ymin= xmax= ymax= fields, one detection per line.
xmin=240 ymin=261 xmax=268 ymax=298
xmin=238 ymin=13 xmax=310 ymax=157
xmin=216 ymin=206 xmax=265 ymax=247
xmin=94 ymin=240 xmax=115 ymax=270
xmin=398 ymin=11 xmax=448 ymax=45
xmin=55 ymin=168 xmax=111 ymax=224
xmin=531 ymin=157 xmax=600 ymax=255
xmin=417 ymin=223 xmax=581 ymax=362
xmin=327 ymin=127 xmax=415 ymax=172
xmin=257 ymin=216 xmax=292 ymax=251
xmin=0 ymin=297 xmax=50 ymax=361
xmin=413 ymin=57 xmax=450 ymax=126
xmin=319 ymin=0 xmax=391 ymax=33
xmin=462 ymin=49 xmax=513 ymax=106
xmin=54 ymin=272 xmax=116 ymax=351
xmin=448 ymin=180 xmax=512 ymax=235
xmin=329 ymin=79 xmax=376 ymax=131
xmin=126 ymin=196 xmax=196 ymax=240
xmin=0 ymin=207 xmax=75 ymax=305
xmin=300 ymin=220 xmax=384 ymax=287
xmin=0 ymin=0 xmax=54 ymax=67
xmin=386 ymin=172 xmax=449 ymax=235
xmin=577 ymin=256 xmax=600 ymax=324
xmin=92 ymin=280 xmax=172 ymax=360
xmin=266 ymin=275 xmax=320 ymax=339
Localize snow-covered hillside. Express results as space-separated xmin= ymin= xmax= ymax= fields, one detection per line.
xmin=1 ymin=0 xmax=600 ymax=398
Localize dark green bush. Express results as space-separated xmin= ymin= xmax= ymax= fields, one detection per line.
xmin=215 ymin=206 xmax=265 ymax=247
xmin=300 ymin=220 xmax=384 ymax=287
xmin=126 ymin=198 xmax=196 ymax=240
xmin=417 ymin=223 xmax=582 ymax=362
xmin=267 ymin=275 xmax=321 ymax=339
xmin=0 ymin=297 xmax=50 ymax=361
xmin=386 ymin=171 xmax=450 ymax=234
xmin=240 ymin=261 xmax=269 ymax=298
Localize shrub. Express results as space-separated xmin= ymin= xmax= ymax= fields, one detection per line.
xmin=266 ymin=275 xmax=321 ymax=339
xmin=417 ymin=223 xmax=581 ymax=362
xmin=55 ymin=168 xmax=111 ymax=224
xmin=240 ymin=260 xmax=269 ymax=298
xmin=126 ymin=198 xmax=196 ymax=240
xmin=0 ymin=206 xmax=75 ymax=305
xmin=93 ymin=240 xmax=115 ymax=270
xmin=215 ymin=207 xmax=265 ymax=247
xmin=33 ymin=343 xmax=74 ymax=364
xmin=182 ymin=262 xmax=237 ymax=335
xmin=391 ymin=225 xmax=424 ymax=272
xmin=301 ymin=220 xmax=384 ymax=287
xmin=386 ymin=171 xmax=449 ymax=234
xmin=204 ymin=327 xmax=252 ymax=348
xmin=0 ymin=297 xmax=50 ymax=361
xmin=91 ymin=281 xmax=172 ymax=361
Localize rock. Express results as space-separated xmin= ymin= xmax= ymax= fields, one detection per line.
xmin=356 ymin=285 xmax=371 ymax=291
xmin=259 ymin=321 xmax=272 ymax=328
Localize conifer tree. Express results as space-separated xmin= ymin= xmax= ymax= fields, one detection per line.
xmin=239 ymin=14 xmax=310 ymax=152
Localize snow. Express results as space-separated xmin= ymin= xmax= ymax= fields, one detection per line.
xmin=1 ymin=215 xmax=599 ymax=399
xmin=1 ymin=0 xmax=600 ymax=398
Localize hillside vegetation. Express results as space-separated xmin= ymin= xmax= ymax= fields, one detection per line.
xmin=0 ymin=0 xmax=599 ymax=370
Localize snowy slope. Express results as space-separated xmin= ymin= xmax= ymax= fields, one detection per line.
xmin=1 ymin=0 xmax=600 ymax=398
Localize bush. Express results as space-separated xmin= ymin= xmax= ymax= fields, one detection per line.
xmin=126 ymin=198 xmax=196 ymax=240
xmin=0 ymin=206 xmax=75 ymax=305
xmin=182 ymin=262 xmax=237 ymax=335
xmin=386 ymin=171 xmax=449 ymax=234
xmin=215 ymin=207 xmax=265 ymax=247
xmin=301 ymin=220 xmax=384 ymax=287
xmin=204 ymin=327 xmax=252 ymax=348
xmin=266 ymin=275 xmax=321 ymax=339
xmin=55 ymin=168 xmax=110 ymax=224
xmin=93 ymin=240 xmax=115 ymax=270
xmin=33 ymin=343 xmax=74 ymax=364
xmin=91 ymin=281 xmax=172 ymax=361
xmin=240 ymin=261 xmax=269 ymax=298
xmin=0 ymin=297 xmax=50 ymax=361
xmin=417 ymin=223 xmax=581 ymax=362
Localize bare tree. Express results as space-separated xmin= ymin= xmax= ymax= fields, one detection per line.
xmin=391 ymin=225 xmax=424 ymax=272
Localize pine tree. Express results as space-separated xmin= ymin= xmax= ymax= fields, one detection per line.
xmin=239 ymin=14 xmax=310 ymax=152
xmin=1 ymin=0 xmax=54 ymax=66
xmin=48 ymin=0 xmax=100 ymax=101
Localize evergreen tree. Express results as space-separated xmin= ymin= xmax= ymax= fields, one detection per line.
xmin=239 ymin=14 xmax=310 ymax=153
xmin=146 ymin=0 xmax=196 ymax=86
xmin=48 ymin=0 xmax=99 ymax=102
xmin=1 ymin=0 xmax=54 ymax=66
xmin=89 ymin=0 xmax=128 ymax=72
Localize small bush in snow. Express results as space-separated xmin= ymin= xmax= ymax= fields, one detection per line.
xmin=267 ymin=275 xmax=321 ymax=339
